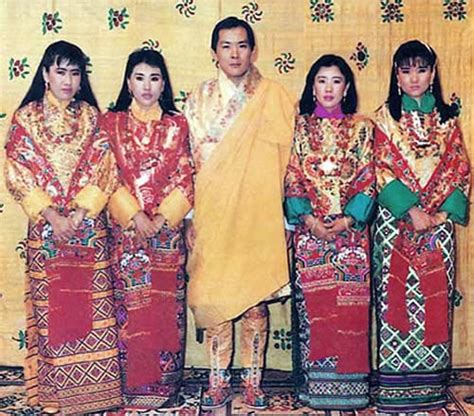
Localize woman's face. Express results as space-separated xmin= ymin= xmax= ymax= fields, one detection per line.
xmin=396 ymin=58 xmax=435 ymax=100
xmin=127 ymin=63 xmax=164 ymax=110
xmin=313 ymin=65 xmax=349 ymax=113
xmin=43 ymin=60 xmax=81 ymax=103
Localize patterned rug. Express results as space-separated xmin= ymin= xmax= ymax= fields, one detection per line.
xmin=1 ymin=367 xmax=473 ymax=415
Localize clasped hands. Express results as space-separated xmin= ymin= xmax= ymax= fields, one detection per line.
xmin=303 ymin=214 xmax=352 ymax=241
xmin=408 ymin=206 xmax=447 ymax=231
xmin=132 ymin=211 xmax=165 ymax=242
xmin=42 ymin=207 xmax=87 ymax=244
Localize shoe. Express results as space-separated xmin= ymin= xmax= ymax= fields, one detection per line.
xmin=242 ymin=383 xmax=268 ymax=410
xmin=240 ymin=367 xmax=268 ymax=410
xmin=201 ymin=369 xmax=232 ymax=410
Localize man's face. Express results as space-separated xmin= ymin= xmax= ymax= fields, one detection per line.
xmin=212 ymin=26 xmax=255 ymax=85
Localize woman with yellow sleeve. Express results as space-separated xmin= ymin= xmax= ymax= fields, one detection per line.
xmin=101 ymin=49 xmax=194 ymax=410
xmin=4 ymin=41 xmax=122 ymax=415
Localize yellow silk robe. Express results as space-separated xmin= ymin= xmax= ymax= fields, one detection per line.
xmin=185 ymin=66 xmax=295 ymax=328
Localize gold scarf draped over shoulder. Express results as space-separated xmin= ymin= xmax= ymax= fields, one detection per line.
xmin=186 ymin=66 xmax=296 ymax=328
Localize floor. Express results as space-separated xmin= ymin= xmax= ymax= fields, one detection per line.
xmin=0 ymin=367 xmax=473 ymax=415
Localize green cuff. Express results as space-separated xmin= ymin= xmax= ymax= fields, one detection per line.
xmin=344 ymin=192 xmax=375 ymax=230
xmin=284 ymin=197 xmax=313 ymax=225
xmin=378 ymin=179 xmax=419 ymax=219
xmin=440 ymin=187 xmax=469 ymax=225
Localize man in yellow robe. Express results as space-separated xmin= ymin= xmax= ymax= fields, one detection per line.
xmin=184 ymin=16 xmax=295 ymax=411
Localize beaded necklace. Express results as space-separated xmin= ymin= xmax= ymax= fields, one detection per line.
xmin=400 ymin=110 xmax=441 ymax=159
xmin=308 ymin=115 xmax=351 ymax=176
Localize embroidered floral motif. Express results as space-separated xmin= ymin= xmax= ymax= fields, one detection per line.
xmin=286 ymin=115 xmax=375 ymax=217
xmin=42 ymin=11 xmax=63 ymax=34
xmin=176 ymin=0 xmax=197 ymax=18
xmin=174 ymin=90 xmax=189 ymax=111
xmin=142 ymin=39 xmax=162 ymax=52
xmin=6 ymin=100 xmax=101 ymax=207
xmin=185 ymin=66 xmax=262 ymax=171
xmin=375 ymin=105 xmax=469 ymax=208
xmin=443 ymin=0 xmax=467 ymax=20
xmin=380 ymin=0 xmax=404 ymax=23
xmin=274 ymin=52 xmax=296 ymax=74
xmin=12 ymin=329 xmax=27 ymax=350
xmin=15 ymin=238 xmax=27 ymax=263
xmin=85 ymin=56 xmax=93 ymax=75
xmin=310 ymin=0 xmax=335 ymax=23
xmin=450 ymin=92 xmax=462 ymax=115
xmin=108 ymin=8 xmax=129 ymax=30
xmin=350 ymin=42 xmax=370 ymax=71
xmin=242 ymin=2 xmax=264 ymax=24
xmin=454 ymin=289 xmax=463 ymax=307
xmin=8 ymin=58 xmax=30 ymax=80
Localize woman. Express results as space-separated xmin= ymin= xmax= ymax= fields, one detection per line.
xmin=4 ymin=41 xmax=122 ymax=414
xmin=102 ymin=49 xmax=193 ymax=409
xmin=373 ymin=40 xmax=470 ymax=413
xmin=284 ymin=54 xmax=375 ymax=409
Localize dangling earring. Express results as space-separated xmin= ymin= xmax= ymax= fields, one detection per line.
xmin=429 ymin=83 xmax=433 ymax=93
xmin=45 ymin=81 xmax=50 ymax=91
xmin=397 ymin=84 xmax=401 ymax=96
xmin=343 ymin=91 xmax=347 ymax=103
xmin=128 ymin=89 xmax=133 ymax=99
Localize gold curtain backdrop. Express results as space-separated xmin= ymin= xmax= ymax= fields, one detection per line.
xmin=0 ymin=0 xmax=472 ymax=369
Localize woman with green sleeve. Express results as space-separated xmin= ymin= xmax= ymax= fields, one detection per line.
xmin=284 ymin=54 xmax=375 ymax=410
xmin=373 ymin=40 xmax=470 ymax=413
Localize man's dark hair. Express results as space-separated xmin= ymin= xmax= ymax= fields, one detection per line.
xmin=211 ymin=16 xmax=256 ymax=52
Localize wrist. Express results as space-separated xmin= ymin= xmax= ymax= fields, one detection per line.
xmin=42 ymin=206 xmax=55 ymax=221
xmin=75 ymin=207 xmax=87 ymax=216
xmin=132 ymin=210 xmax=145 ymax=221
xmin=344 ymin=216 xmax=353 ymax=231
xmin=302 ymin=214 xmax=314 ymax=228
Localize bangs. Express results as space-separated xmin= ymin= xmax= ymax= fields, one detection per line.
xmin=55 ymin=54 xmax=84 ymax=70
xmin=396 ymin=56 xmax=431 ymax=68
xmin=394 ymin=41 xmax=436 ymax=68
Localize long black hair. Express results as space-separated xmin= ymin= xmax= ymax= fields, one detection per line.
xmin=387 ymin=40 xmax=457 ymax=122
xmin=299 ymin=54 xmax=357 ymax=116
xmin=19 ymin=40 xmax=98 ymax=109
xmin=112 ymin=49 xmax=177 ymax=115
